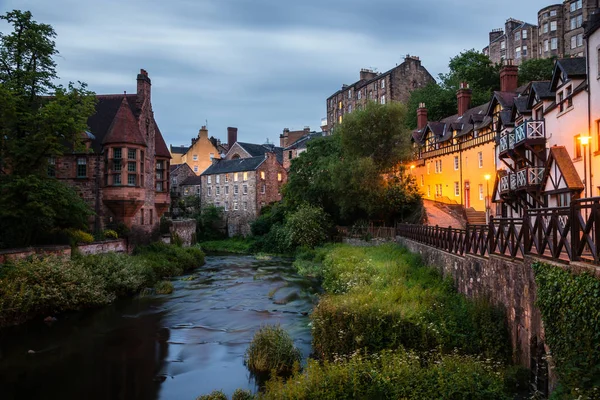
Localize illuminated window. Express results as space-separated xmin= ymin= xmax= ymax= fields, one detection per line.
xmin=277 ymin=173 xmax=282 ymax=181
xmin=234 ymin=173 xmax=238 ymax=182
xmin=260 ymin=171 xmax=265 ymax=180
xmin=427 ymin=185 xmax=431 ymax=197
xmin=421 ymin=175 xmax=424 ymax=186
xmin=243 ymin=172 xmax=248 ymax=181
xmin=574 ymin=134 xmax=582 ymax=158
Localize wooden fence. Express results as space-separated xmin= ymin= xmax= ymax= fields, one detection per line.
xmin=397 ymin=197 xmax=600 ymax=265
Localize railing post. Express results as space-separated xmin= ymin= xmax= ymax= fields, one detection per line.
xmin=523 ymin=209 xmax=530 ymax=256
xmin=595 ymin=200 xmax=600 ymax=263
xmin=488 ymin=215 xmax=494 ymax=257
xmin=570 ymin=202 xmax=580 ymax=262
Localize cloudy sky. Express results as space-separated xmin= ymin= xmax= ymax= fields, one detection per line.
xmin=1 ymin=0 xmax=551 ymax=147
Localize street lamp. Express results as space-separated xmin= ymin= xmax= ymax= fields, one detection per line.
xmin=410 ymin=165 xmax=415 ymax=175
xmin=484 ymin=174 xmax=491 ymax=224
xmin=579 ymin=136 xmax=592 ymax=198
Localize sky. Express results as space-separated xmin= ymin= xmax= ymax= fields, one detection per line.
xmin=1 ymin=0 xmax=553 ymax=148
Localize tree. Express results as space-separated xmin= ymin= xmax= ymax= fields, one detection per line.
xmin=518 ymin=57 xmax=555 ymax=85
xmin=0 ymin=10 xmax=96 ymax=247
xmin=406 ymin=50 xmax=500 ymax=129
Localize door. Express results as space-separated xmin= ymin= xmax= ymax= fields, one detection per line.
xmin=464 ymin=181 xmax=470 ymax=208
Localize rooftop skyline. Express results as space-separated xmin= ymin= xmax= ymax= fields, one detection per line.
xmin=1 ymin=0 xmax=552 ymax=146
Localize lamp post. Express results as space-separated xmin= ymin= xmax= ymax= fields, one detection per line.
xmin=484 ymin=174 xmax=491 ymax=224
xmin=579 ymin=136 xmax=592 ymax=198
xmin=410 ymin=165 xmax=415 ymax=175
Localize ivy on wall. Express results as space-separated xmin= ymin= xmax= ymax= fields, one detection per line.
xmin=532 ymin=262 xmax=600 ymax=399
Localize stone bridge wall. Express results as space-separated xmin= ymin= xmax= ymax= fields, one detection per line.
xmin=170 ymin=219 xmax=197 ymax=247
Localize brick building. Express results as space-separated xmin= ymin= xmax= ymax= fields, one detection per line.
xmin=50 ymin=69 xmax=171 ymax=233
xmin=282 ymin=130 xmax=324 ymax=170
xmin=200 ymin=152 xmax=287 ymax=236
xmin=326 ymin=55 xmax=435 ymax=132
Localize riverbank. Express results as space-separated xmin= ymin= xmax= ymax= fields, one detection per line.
xmin=198 ymin=238 xmax=256 ymax=254
xmin=0 ymin=242 xmax=205 ymax=327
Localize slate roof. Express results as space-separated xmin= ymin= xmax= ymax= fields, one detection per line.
xmin=235 ymin=142 xmax=284 ymax=164
xmin=154 ymin=123 xmax=171 ymax=158
xmin=180 ymin=175 xmax=203 ymax=186
xmin=170 ymin=145 xmax=189 ymax=154
xmin=285 ymin=131 xmax=324 ymax=150
xmin=546 ymin=146 xmax=584 ymax=191
xmin=531 ymin=81 xmax=553 ymax=99
xmin=556 ymin=57 xmax=587 ymax=77
xmin=584 ymin=9 xmax=600 ymax=37
xmin=87 ymin=94 xmax=138 ymax=153
xmin=201 ymin=156 xmax=265 ymax=175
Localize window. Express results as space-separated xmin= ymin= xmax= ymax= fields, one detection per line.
xmin=570 ymin=1 xmax=576 ymax=12
xmin=234 ymin=202 xmax=239 ymax=210
xmin=571 ymin=17 xmax=577 ymax=30
xmin=243 ymin=185 xmax=248 ymax=194
xmin=216 ymin=186 xmax=220 ymax=195
xmin=234 ymin=185 xmax=239 ymax=195
xmin=277 ymin=173 xmax=282 ymax=182
xmin=243 ymin=202 xmax=247 ymax=211
xmin=380 ymin=95 xmax=385 ymax=105
xmin=571 ymin=35 xmax=577 ymax=49
xmin=577 ymin=33 xmax=583 ymax=47
xmin=348 ymin=104 xmax=352 ymax=113
xmin=156 ymin=180 xmax=163 ymax=192
xmin=207 ymin=187 xmax=212 ymax=196
xmin=288 ymin=150 xmax=293 ymax=160
xmin=522 ymin=30 xmax=527 ymax=39
xmin=114 ymin=173 xmax=121 ymax=186
xmin=558 ymin=92 xmax=564 ymax=112
xmin=515 ymin=31 xmax=521 ymax=41
xmin=114 ymin=148 xmax=122 ymax=159
xmin=77 ymin=157 xmax=87 ymax=178
xmin=381 ymin=80 xmax=385 ymax=89
xmin=597 ymin=120 xmax=600 ymax=152
xmin=225 ymin=186 xmax=229 ymax=195
xmin=208 ymin=176 xmax=212 ymax=184
xmin=243 ymin=172 xmax=248 ymax=181
xmin=550 ymin=10 xmax=557 ymax=16
xmin=454 ymin=156 xmax=459 ymax=170
xmin=427 ymin=185 xmax=431 ymax=197
xmin=478 ymin=152 xmax=483 ymax=168
xmin=140 ymin=209 xmax=144 ymax=225
xmin=566 ymin=85 xmax=573 ymax=108
xmin=421 ymin=175 xmax=424 ymax=186
xmin=427 ymin=162 xmax=430 ymax=174
xmin=260 ymin=171 xmax=265 ymax=180
xmin=215 ymin=201 xmax=220 ymax=208
xmin=128 ymin=174 xmax=136 ymax=186
xmin=454 ymin=182 xmax=460 ymax=197
xmin=338 ymin=115 xmax=342 ymax=124
xmin=234 ymin=173 xmax=238 ymax=182
xmin=47 ymin=156 xmax=56 ymax=177
xmin=261 ymin=184 xmax=266 ymax=194
xmin=224 ymin=202 xmax=228 ymax=211
xmin=544 ymin=39 xmax=549 ymax=52
xmin=543 ymin=23 xmax=548 ymax=33
xmin=438 ymin=159 xmax=442 ymax=173
xmin=193 ymin=154 xmax=198 ymax=161
xmin=196 ymin=186 xmax=201 ymax=195
xmin=348 ymin=89 xmax=352 ymax=99
xmin=515 ymin=46 xmax=521 ymax=59
xmin=550 ymin=21 xmax=557 ymax=32
xmin=209 ymin=153 xmax=214 ymax=160
xmin=479 ymin=184 xmax=484 ymax=200
xmin=128 ymin=149 xmax=136 ymax=159
xmin=357 ymin=90 xmax=362 ymax=100
xmin=500 ymin=41 xmax=506 ymax=50
xmin=551 ymin=37 xmax=558 ymax=50
xmin=338 ymin=101 xmax=342 ymax=109
xmin=574 ymin=134 xmax=582 ymax=158
xmin=522 ymin=45 xmax=527 ymax=56
xmin=128 ymin=162 xmax=136 ymax=172
xmin=194 ymin=166 xmax=198 ymax=172
xmin=225 ymin=174 xmax=229 ymax=183
xmin=216 ymin=175 xmax=220 ymax=184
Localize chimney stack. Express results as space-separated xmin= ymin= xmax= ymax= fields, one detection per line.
xmin=136 ymin=69 xmax=151 ymax=110
xmin=500 ymin=60 xmax=519 ymax=93
xmin=457 ymin=82 xmax=472 ymax=116
xmin=417 ymin=103 xmax=428 ymax=130
xmin=227 ymin=127 xmax=238 ymax=148
xmin=199 ymin=126 xmax=209 ymax=139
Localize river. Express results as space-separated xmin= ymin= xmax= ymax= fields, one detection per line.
xmin=0 ymin=255 xmax=319 ymax=400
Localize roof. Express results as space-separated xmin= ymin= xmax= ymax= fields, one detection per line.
xmin=546 ymin=146 xmax=584 ymax=191
xmin=584 ymin=9 xmax=600 ymax=37
xmin=284 ymin=131 xmax=324 ymax=150
xmin=556 ymin=57 xmax=587 ymax=77
xmin=170 ymin=145 xmax=189 ymax=154
xmin=531 ymin=81 xmax=553 ymax=99
xmin=154 ymin=122 xmax=171 ymax=158
xmin=201 ymin=156 xmax=266 ymax=175
xmin=170 ymin=164 xmax=181 ymax=173
xmin=235 ymin=142 xmax=284 ymax=164
xmin=415 ymin=102 xmax=491 ymax=144
xmin=180 ymin=175 xmax=203 ymax=186
xmin=87 ymin=94 xmax=138 ymax=152
xmin=102 ymin=96 xmax=146 ymax=147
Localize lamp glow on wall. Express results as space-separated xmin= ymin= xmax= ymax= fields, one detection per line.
xmin=578 ymin=135 xmax=592 ymax=198
xmin=484 ymin=174 xmax=491 ymax=224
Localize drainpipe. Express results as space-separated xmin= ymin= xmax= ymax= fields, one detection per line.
xmin=586 ymin=34 xmax=593 ymax=197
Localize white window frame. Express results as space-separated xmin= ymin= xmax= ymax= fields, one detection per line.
xmin=551 ymin=37 xmax=558 ymax=50
xmin=522 ymin=30 xmax=527 ymax=39
xmin=550 ymin=21 xmax=557 ymax=32
xmin=454 ymin=182 xmax=460 ymax=197
xmin=479 ymin=184 xmax=484 ymax=200
xmin=478 ymin=152 xmax=483 ymax=168
xmin=207 ymin=175 xmax=212 ymax=184
xmin=233 ymin=202 xmax=238 ymax=211
xmin=193 ymin=154 xmax=198 ymax=161
xmin=454 ymin=156 xmax=459 ymax=170
xmin=261 ymin=184 xmax=266 ymax=194
xmin=216 ymin=175 xmax=220 ymax=184
xmin=207 ymin=187 xmax=212 ymax=196
xmin=380 ymin=95 xmax=386 ymax=105
xmin=381 ymin=80 xmax=385 ymax=89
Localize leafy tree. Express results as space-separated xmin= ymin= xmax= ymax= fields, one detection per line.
xmin=518 ymin=57 xmax=555 ymax=85
xmin=0 ymin=10 xmax=96 ymax=247
xmin=405 ymin=82 xmax=457 ymax=129
xmin=285 ymin=205 xmax=332 ymax=248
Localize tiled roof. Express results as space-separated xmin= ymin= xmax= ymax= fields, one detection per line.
xmin=236 ymin=142 xmax=284 ymax=164
xmin=88 ymin=94 xmax=138 ymax=152
xmin=414 ymin=102 xmax=491 ymax=144
xmin=547 ymin=146 xmax=584 ymax=190
xmin=181 ymin=175 xmax=203 ymax=186
xmin=284 ymin=131 xmax=324 ymax=150
xmin=154 ymin=122 xmax=171 ymax=158
xmin=170 ymin=145 xmax=189 ymax=154
xmin=514 ymin=97 xmax=529 ymax=114
xmin=102 ymin=96 xmax=146 ymax=147
xmin=201 ymin=156 xmax=265 ymax=175
xmin=531 ymin=81 xmax=553 ymax=99
xmin=556 ymin=57 xmax=587 ymax=77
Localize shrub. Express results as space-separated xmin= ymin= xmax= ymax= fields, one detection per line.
xmin=245 ymin=325 xmax=301 ymax=375
xmin=284 ymin=204 xmax=331 ymax=249
xmin=76 ymin=252 xmax=149 ymax=296
xmin=68 ymin=229 xmax=94 ymax=244
xmin=250 ymin=202 xmax=287 ymax=237
xmin=134 ymin=242 xmax=205 ymax=278
xmin=262 ymin=350 xmax=511 ymax=400
xmin=103 ymin=229 xmax=119 ymax=239
xmin=154 ymin=280 xmax=174 ymax=294
xmin=231 ymin=388 xmax=254 ymax=400
xmin=196 ymin=390 xmax=227 ymax=400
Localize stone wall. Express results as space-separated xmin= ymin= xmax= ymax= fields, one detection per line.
xmin=170 ymin=219 xmax=197 ymax=246
xmin=0 ymin=246 xmax=71 ymax=264
xmin=78 ymin=239 xmax=128 ymax=255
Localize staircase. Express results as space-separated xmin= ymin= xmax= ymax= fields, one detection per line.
xmin=465 ymin=208 xmax=487 ymax=225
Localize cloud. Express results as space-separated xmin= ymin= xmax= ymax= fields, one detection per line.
xmin=2 ymin=0 xmax=553 ymax=146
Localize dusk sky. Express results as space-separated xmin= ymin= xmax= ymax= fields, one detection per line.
xmin=1 ymin=0 xmax=552 ymax=147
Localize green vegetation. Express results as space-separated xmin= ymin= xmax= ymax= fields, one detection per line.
xmin=154 ymin=280 xmax=174 ymax=294
xmin=231 ymin=389 xmax=253 ymax=400
xmin=518 ymin=57 xmax=555 ymax=85
xmin=196 ymin=390 xmax=227 ymax=400
xmin=0 ymin=10 xmax=97 ymax=248
xmin=199 ymin=237 xmax=256 ymax=254
xmin=263 ymin=350 xmax=511 ymax=400
xmin=0 ymin=243 xmax=205 ymax=327
xmin=533 ymin=262 xmax=600 ymax=399
xmin=244 ymin=325 xmax=301 ymax=375
xmin=102 ymin=229 xmax=119 ymax=239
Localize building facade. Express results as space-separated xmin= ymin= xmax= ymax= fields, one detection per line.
xmin=283 ymin=131 xmax=324 ymax=170
xmin=484 ymin=18 xmax=539 ymax=65
xmin=326 ymin=55 xmax=435 ymax=132
xmin=49 ymin=69 xmax=171 ymax=232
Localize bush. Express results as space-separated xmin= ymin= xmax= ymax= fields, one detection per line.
xmin=250 ymin=202 xmax=287 ymax=237
xmin=68 ymin=229 xmax=94 ymax=244
xmin=245 ymin=325 xmax=301 ymax=375
xmin=154 ymin=280 xmax=174 ymax=294
xmin=231 ymin=389 xmax=254 ymax=400
xmin=262 ymin=350 xmax=512 ymax=400
xmin=76 ymin=252 xmax=149 ymax=296
xmin=134 ymin=242 xmax=205 ymax=278
xmin=199 ymin=238 xmax=255 ymax=254
xmin=103 ymin=229 xmax=119 ymax=239
xmin=284 ymin=204 xmax=331 ymax=249
xmin=196 ymin=390 xmax=227 ymax=400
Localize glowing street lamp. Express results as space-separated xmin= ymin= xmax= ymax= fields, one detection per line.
xmin=484 ymin=174 xmax=491 ymax=224
xmin=579 ymin=136 xmax=592 ymax=198
xmin=410 ymin=165 xmax=415 ymax=175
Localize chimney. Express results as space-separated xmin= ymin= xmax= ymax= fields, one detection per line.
xmin=227 ymin=127 xmax=238 ymax=148
xmin=360 ymin=68 xmax=378 ymax=81
xmin=303 ymin=126 xmax=310 ymax=133
xmin=417 ymin=103 xmax=428 ymax=130
xmin=500 ymin=60 xmax=519 ymax=93
xmin=136 ymin=69 xmax=151 ymax=109
xmin=457 ymin=82 xmax=472 ymax=116
xmin=199 ymin=126 xmax=209 ymax=139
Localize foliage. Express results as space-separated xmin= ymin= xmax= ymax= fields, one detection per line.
xmin=196 ymin=205 xmax=227 ymax=241
xmin=250 ymin=202 xmax=287 ymax=237
xmin=199 ymin=238 xmax=255 ymax=254
xmin=0 ymin=10 xmax=97 ymax=248
xmin=196 ymin=390 xmax=228 ymax=400
xmin=134 ymin=241 xmax=205 ymax=278
xmin=159 ymin=216 xmax=173 ymax=235
xmin=284 ymin=204 xmax=331 ymax=249
xmin=103 ymin=229 xmax=118 ymax=239
xmin=310 ymin=244 xmax=510 ymax=362
xmin=244 ymin=325 xmax=301 ymax=375
xmin=76 ymin=252 xmax=148 ymax=296
xmin=231 ymin=388 xmax=254 ymax=400
xmin=262 ymin=350 xmax=512 ymax=400
xmin=68 ymin=229 xmax=94 ymax=245
xmin=154 ymin=280 xmax=174 ymax=294
xmin=532 ymin=262 xmax=600 ymax=399
xmin=374 ymin=167 xmax=425 ymax=225
xmin=407 ymin=49 xmax=500 ymax=129
xmin=518 ymin=57 xmax=556 ymax=85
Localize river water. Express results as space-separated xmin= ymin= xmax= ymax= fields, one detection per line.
xmin=0 ymin=255 xmax=319 ymax=400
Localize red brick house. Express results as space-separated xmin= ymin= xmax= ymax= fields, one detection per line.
xmin=50 ymin=69 xmax=171 ymax=233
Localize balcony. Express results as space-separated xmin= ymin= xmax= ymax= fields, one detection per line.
xmin=514 ymin=120 xmax=546 ymax=147
xmin=498 ymin=167 xmax=544 ymax=195
xmin=498 ymin=130 xmax=516 ymax=158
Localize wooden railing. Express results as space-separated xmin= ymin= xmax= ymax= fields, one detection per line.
xmin=397 ymin=197 xmax=600 ymax=265
xmin=415 ymin=132 xmax=495 ymax=161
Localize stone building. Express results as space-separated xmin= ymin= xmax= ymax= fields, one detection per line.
xmin=325 ymin=55 xmax=435 ymax=132
xmin=279 ymin=127 xmax=311 ymax=148
xmin=200 ymin=152 xmax=287 ymax=236
xmin=282 ymin=131 xmax=324 ymax=170
xmin=170 ymin=163 xmax=195 ymax=197
xmin=483 ymin=18 xmax=539 ymax=65
xmin=170 ymin=126 xmax=221 ymax=175
xmin=50 ymin=69 xmax=171 ymax=233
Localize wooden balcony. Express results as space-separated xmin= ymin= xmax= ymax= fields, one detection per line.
xmin=513 ymin=120 xmax=546 ymax=148
xmin=498 ymin=167 xmax=544 ymax=195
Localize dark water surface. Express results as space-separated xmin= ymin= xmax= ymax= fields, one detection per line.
xmin=0 ymin=255 xmax=319 ymax=400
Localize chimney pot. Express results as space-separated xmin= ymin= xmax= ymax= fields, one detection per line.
xmin=417 ymin=103 xmax=428 ymax=130
xmin=457 ymin=82 xmax=472 ymax=116
xmin=227 ymin=127 xmax=238 ymax=148
xmin=500 ymin=61 xmax=519 ymax=92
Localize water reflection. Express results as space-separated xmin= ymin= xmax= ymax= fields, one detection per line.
xmin=0 ymin=255 xmax=318 ymax=400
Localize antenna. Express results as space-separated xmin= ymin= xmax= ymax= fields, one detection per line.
xmin=205 ymin=119 xmax=208 ymax=128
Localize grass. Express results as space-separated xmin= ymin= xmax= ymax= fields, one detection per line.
xmin=154 ymin=280 xmax=174 ymax=294
xmin=198 ymin=237 xmax=256 ymax=254
xmin=244 ymin=325 xmax=301 ymax=376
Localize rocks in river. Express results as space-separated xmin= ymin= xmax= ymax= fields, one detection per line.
xmin=27 ymin=350 xmax=35 ymax=354
xmin=43 ymin=316 xmax=57 ymax=324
